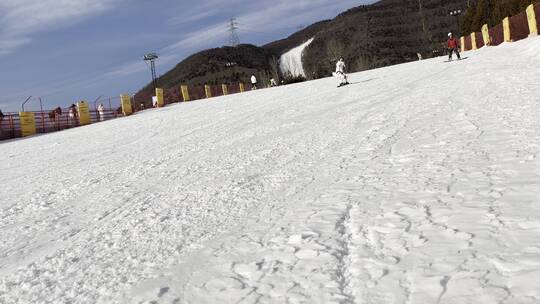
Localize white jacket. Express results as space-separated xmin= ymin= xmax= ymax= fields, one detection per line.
xmin=336 ymin=60 xmax=346 ymax=73
xmin=251 ymin=75 xmax=257 ymax=84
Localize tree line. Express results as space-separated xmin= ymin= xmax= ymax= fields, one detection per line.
xmin=461 ymin=0 xmax=538 ymax=34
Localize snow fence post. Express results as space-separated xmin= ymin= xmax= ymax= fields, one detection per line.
xmin=181 ymin=85 xmax=190 ymax=101
xmin=156 ymin=88 xmax=164 ymax=107
xmin=19 ymin=112 xmax=36 ymax=137
xmin=503 ymin=17 xmax=512 ymax=42
xmin=471 ymin=32 xmax=477 ymax=50
xmin=482 ymin=24 xmax=491 ymax=45
xmin=239 ymin=83 xmax=245 ymax=93
xmin=527 ymin=4 xmax=538 ymax=36
xmin=460 ymin=37 xmax=466 ymax=52
xmin=205 ymin=85 xmax=212 ymax=98
xmin=222 ymin=84 xmax=229 ymax=95
xmin=77 ymin=101 xmax=91 ymax=125
xmin=120 ymin=94 xmax=132 ymax=116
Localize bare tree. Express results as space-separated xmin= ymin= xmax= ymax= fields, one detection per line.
xmin=326 ymin=39 xmax=345 ymax=63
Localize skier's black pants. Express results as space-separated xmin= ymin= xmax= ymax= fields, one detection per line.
xmin=448 ymin=48 xmax=461 ymax=60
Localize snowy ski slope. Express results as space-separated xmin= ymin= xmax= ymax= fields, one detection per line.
xmin=1 ymin=37 xmax=540 ymax=304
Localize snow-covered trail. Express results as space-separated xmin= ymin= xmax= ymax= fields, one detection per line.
xmin=1 ymin=38 xmax=540 ymax=303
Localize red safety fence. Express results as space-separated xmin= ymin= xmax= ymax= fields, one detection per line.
xmin=510 ymin=10 xmax=530 ymax=41
xmin=463 ymin=3 xmax=537 ymax=51
xmin=227 ymin=84 xmax=241 ymax=95
xmin=475 ymin=32 xmax=485 ymax=48
xmin=1 ymin=82 xmax=256 ymax=141
xmin=189 ymin=86 xmax=207 ymax=101
xmin=537 ymin=4 xmax=540 ymax=30
xmin=0 ymin=108 xmax=120 ymax=141
xmin=464 ymin=35 xmax=472 ymax=50
xmin=489 ymin=24 xmax=505 ymax=46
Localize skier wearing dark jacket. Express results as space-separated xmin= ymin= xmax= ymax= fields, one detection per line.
xmin=447 ymin=32 xmax=461 ymax=61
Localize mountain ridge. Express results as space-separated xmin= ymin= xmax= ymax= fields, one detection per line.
xmin=136 ymin=0 xmax=470 ymax=104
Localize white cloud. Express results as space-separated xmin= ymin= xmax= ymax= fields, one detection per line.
xmin=0 ymin=0 xmax=120 ymax=55
xmin=0 ymin=36 xmax=29 ymax=55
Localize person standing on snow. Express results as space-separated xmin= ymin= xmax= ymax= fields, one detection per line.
xmin=250 ymin=74 xmax=258 ymax=90
xmin=447 ymin=32 xmax=461 ymax=61
xmin=335 ymin=57 xmax=349 ymax=87
xmin=97 ymin=103 xmax=105 ymax=122
xmin=68 ymin=104 xmax=78 ymax=126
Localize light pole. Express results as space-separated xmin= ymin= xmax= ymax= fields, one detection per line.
xmin=144 ymin=53 xmax=159 ymax=92
xmin=449 ymin=9 xmax=463 ymax=36
xmin=21 ymin=96 xmax=32 ymax=112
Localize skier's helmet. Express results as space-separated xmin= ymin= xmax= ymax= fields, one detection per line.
xmin=448 ymin=32 xmax=452 ymax=37
xmin=339 ymin=57 xmax=344 ymax=61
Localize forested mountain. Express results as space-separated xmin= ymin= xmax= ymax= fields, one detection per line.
xmin=136 ymin=0 xmax=474 ymax=103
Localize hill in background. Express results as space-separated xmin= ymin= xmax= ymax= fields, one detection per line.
xmin=136 ymin=0 xmax=470 ymax=104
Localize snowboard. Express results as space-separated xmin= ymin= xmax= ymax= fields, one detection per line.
xmin=333 ymin=72 xmax=349 ymax=88
xmin=444 ymin=57 xmax=468 ymax=63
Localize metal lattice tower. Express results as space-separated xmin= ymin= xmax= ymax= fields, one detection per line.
xmin=144 ymin=53 xmax=159 ymax=91
xmin=228 ymin=18 xmax=240 ymax=47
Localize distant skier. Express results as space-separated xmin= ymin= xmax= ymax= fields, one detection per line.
xmin=334 ymin=57 xmax=349 ymax=87
xmin=251 ymin=74 xmax=258 ymax=90
xmin=270 ymin=78 xmax=277 ymax=87
xmin=0 ymin=109 xmax=4 ymax=129
xmin=447 ymin=32 xmax=461 ymax=61
xmin=97 ymin=103 xmax=105 ymax=121
xmin=68 ymin=104 xmax=78 ymax=126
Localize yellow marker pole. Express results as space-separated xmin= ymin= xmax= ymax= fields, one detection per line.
xmin=120 ymin=94 xmax=132 ymax=116
xmin=204 ymin=85 xmax=212 ymax=98
xmin=471 ymin=33 xmax=477 ymax=50
xmin=239 ymin=83 xmax=245 ymax=93
xmin=222 ymin=84 xmax=229 ymax=95
xmin=482 ymin=24 xmax=491 ymax=46
xmin=77 ymin=101 xmax=91 ymax=125
xmin=19 ymin=112 xmax=36 ymax=137
xmin=460 ymin=37 xmax=466 ymax=52
xmin=181 ymin=85 xmax=190 ymax=101
xmin=156 ymin=88 xmax=164 ymax=107
xmin=527 ymin=4 xmax=538 ymax=36
xmin=503 ymin=17 xmax=511 ymax=42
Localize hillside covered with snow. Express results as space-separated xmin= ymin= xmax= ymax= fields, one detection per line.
xmin=279 ymin=38 xmax=314 ymax=78
xmin=1 ymin=37 xmax=540 ymax=303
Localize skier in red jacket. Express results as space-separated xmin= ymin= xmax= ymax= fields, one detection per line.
xmin=447 ymin=32 xmax=461 ymax=61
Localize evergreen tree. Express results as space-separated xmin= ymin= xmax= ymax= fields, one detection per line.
xmin=460 ymin=5 xmax=476 ymax=34
xmin=471 ymin=0 xmax=488 ymax=32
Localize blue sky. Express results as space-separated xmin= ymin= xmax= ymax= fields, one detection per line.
xmin=0 ymin=0 xmax=374 ymax=112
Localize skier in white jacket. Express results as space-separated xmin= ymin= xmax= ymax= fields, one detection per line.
xmin=97 ymin=103 xmax=105 ymax=121
xmin=250 ymin=74 xmax=258 ymax=90
xmin=335 ymin=57 xmax=349 ymax=87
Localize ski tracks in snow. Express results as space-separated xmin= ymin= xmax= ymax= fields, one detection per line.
xmin=1 ymin=38 xmax=540 ymax=304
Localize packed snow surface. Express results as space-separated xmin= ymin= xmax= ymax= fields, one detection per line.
xmin=1 ymin=37 xmax=540 ymax=304
xmin=279 ymin=38 xmax=313 ymax=77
